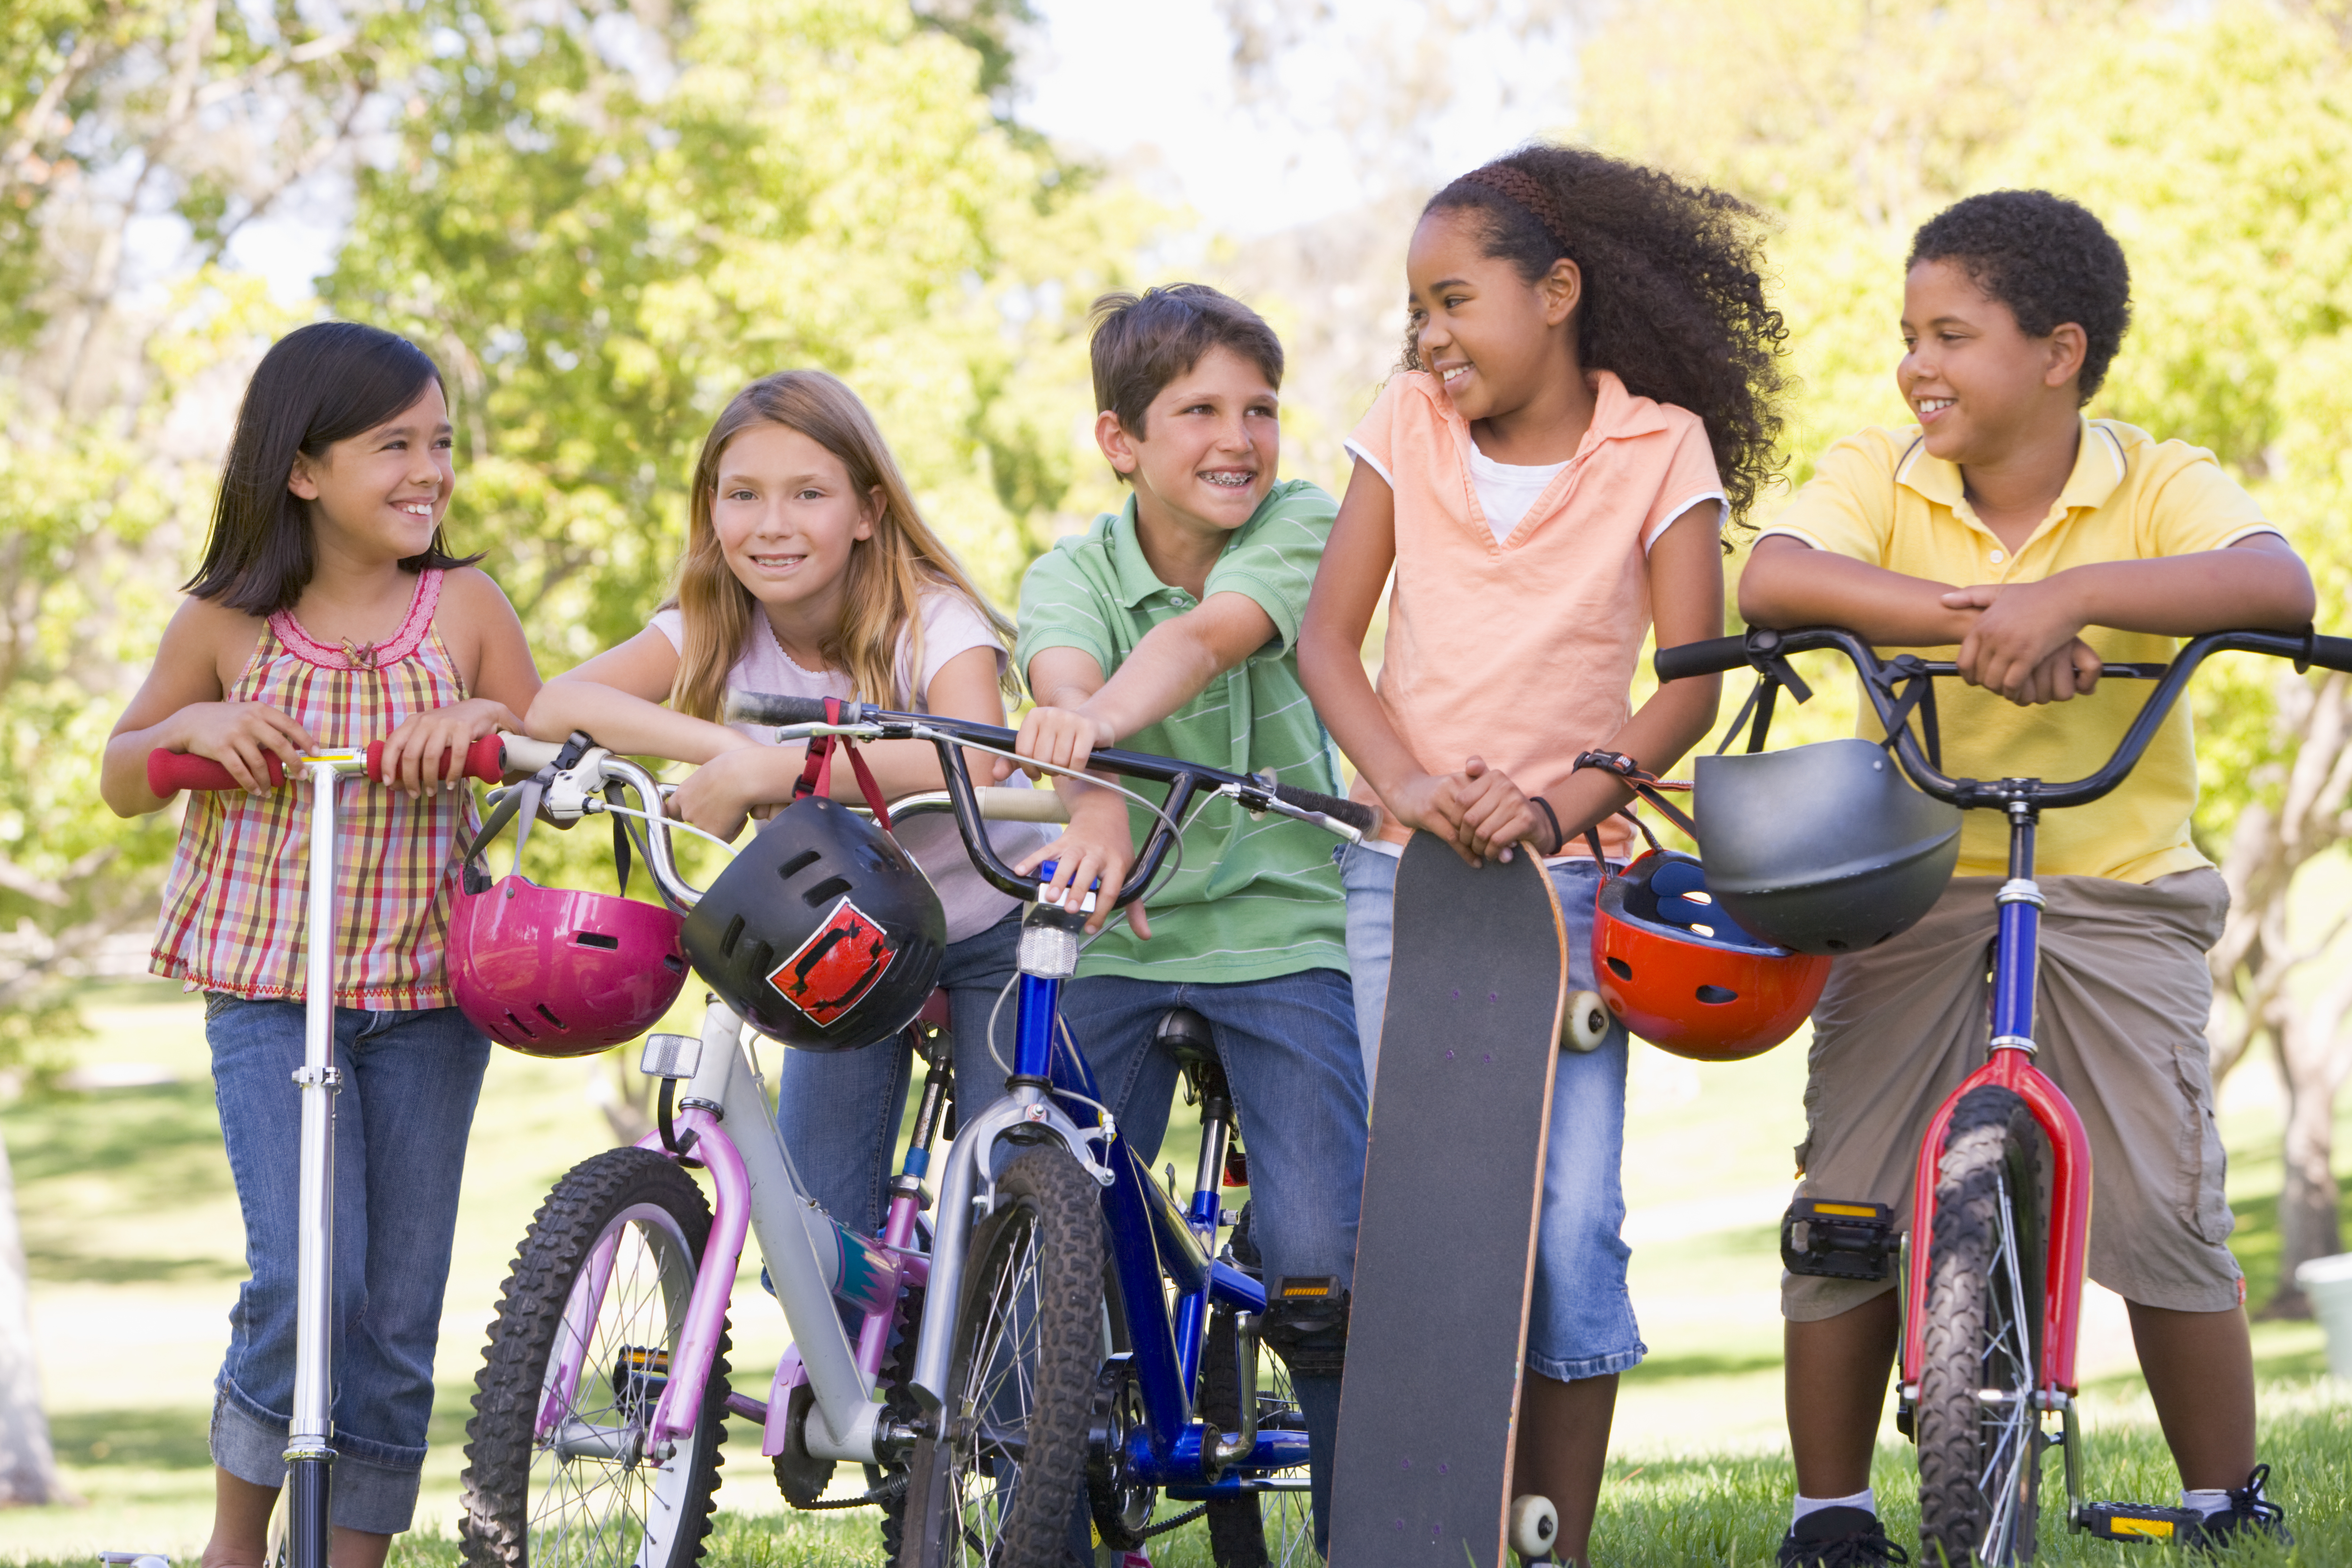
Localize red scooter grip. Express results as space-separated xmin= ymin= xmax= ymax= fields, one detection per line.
xmin=147 ymin=749 xmax=285 ymax=795
xmin=363 ymin=733 xmax=507 ymax=785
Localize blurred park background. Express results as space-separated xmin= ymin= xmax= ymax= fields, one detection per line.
xmin=3 ymin=0 xmax=2352 ymax=1559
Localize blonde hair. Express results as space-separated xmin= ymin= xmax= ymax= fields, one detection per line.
xmin=667 ymin=371 xmax=1019 ymax=722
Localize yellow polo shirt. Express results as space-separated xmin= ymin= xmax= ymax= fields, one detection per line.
xmin=1761 ymin=419 xmax=2278 ymax=883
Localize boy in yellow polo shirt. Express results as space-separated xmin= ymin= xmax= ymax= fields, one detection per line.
xmin=1741 ymin=190 xmax=2314 ymax=1565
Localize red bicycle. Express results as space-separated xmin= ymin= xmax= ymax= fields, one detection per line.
xmin=1657 ymin=622 xmax=2350 ymax=1565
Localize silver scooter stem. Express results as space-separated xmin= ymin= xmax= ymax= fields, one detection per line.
xmin=287 ymin=760 xmax=343 ymax=1559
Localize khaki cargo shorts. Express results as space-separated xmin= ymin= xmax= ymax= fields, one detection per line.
xmin=1783 ymin=868 xmax=2242 ymax=1321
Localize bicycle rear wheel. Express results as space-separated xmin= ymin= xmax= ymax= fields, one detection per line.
xmin=899 ymin=1144 xmax=1104 ymax=1568
xmin=461 ymin=1147 xmax=727 ymax=1568
xmin=1916 ymin=1086 xmax=2048 ymax=1566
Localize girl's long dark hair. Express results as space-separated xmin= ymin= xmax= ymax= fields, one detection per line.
xmin=1415 ymin=145 xmax=1789 ymax=520
xmin=186 ymin=320 xmax=481 ymax=614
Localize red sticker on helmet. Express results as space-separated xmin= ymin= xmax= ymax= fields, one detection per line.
xmin=767 ymin=898 xmax=896 ymax=1027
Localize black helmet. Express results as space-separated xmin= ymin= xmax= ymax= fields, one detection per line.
xmin=1694 ymin=739 xmax=1962 ymax=956
xmin=681 ymin=795 xmax=946 ymax=1051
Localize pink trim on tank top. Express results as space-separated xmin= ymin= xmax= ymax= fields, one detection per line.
xmin=268 ymin=568 xmax=444 ymax=670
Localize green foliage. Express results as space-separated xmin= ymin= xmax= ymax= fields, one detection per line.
xmin=328 ymin=0 xmax=1149 ymax=676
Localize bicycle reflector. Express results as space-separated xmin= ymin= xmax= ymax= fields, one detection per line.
xmin=1780 ymin=1197 xmax=1895 ymax=1281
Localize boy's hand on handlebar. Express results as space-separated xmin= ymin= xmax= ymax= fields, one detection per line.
xmin=999 ymin=704 xmax=1117 ymax=781
xmin=1014 ymin=787 xmax=1147 ymax=939
xmin=379 ymin=698 xmax=521 ymax=799
xmin=174 ymin=700 xmax=316 ymax=794
xmin=1942 ymin=581 xmax=2103 ymax=705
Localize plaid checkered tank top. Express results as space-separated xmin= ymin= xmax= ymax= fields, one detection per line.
xmin=151 ymin=569 xmax=481 ymax=1009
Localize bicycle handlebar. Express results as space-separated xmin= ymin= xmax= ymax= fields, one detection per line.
xmin=1654 ymin=625 xmax=2352 ymax=810
xmin=720 ymin=692 xmax=1378 ymax=906
xmin=146 ymin=733 xmax=566 ymax=798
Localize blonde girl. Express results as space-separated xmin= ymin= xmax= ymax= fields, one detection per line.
xmin=527 ymin=369 xmax=1045 ymax=1234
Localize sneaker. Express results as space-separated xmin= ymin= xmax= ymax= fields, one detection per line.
xmin=1778 ymin=1507 xmax=1911 ymax=1567
xmin=2187 ymin=1465 xmax=2293 ymax=1549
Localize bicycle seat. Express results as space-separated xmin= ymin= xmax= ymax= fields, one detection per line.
xmin=1153 ymin=1007 xmax=1216 ymax=1069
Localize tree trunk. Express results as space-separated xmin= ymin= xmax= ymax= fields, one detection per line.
xmin=0 ymin=1129 xmax=64 ymax=1505
xmin=2261 ymin=965 xmax=2352 ymax=1318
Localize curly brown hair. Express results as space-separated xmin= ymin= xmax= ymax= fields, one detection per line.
xmin=1413 ymin=144 xmax=1789 ymax=521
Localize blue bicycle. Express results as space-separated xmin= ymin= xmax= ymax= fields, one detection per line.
xmin=727 ymin=693 xmax=1372 ymax=1568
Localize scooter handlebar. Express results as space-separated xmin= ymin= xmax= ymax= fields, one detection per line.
xmin=149 ymin=733 xmax=539 ymax=797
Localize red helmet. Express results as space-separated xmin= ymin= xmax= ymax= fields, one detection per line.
xmin=447 ymin=784 xmax=689 ymax=1057
xmin=1592 ymin=849 xmax=1830 ymax=1062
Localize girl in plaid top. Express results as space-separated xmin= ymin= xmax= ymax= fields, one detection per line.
xmin=102 ymin=323 xmax=538 ymax=1560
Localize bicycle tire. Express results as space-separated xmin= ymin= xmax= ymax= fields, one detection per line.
xmin=1916 ymin=1086 xmax=2047 ymax=1567
xmin=898 ymin=1144 xmax=1105 ymax=1568
xmin=1201 ymin=1301 xmax=1317 ymax=1568
xmin=460 ymin=1147 xmax=728 ymax=1568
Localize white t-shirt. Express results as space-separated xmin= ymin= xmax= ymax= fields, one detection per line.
xmin=650 ymin=591 xmax=1049 ymax=944
xmin=1466 ymin=445 xmax=1568 ymax=544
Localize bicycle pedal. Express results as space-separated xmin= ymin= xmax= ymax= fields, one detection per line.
xmin=2074 ymin=1502 xmax=2204 ymax=1542
xmin=1781 ymin=1198 xmax=1895 ymax=1280
xmin=1223 ymin=1147 xmax=1249 ymax=1187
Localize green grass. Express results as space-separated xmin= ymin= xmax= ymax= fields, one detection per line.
xmin=1 ymin=983 xmax=2348 ymax=1565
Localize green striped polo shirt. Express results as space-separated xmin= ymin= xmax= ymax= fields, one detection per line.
xmin=1015 ymin=481 xmax=1350 ymax=983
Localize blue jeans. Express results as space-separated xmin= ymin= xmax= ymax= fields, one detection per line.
xmin=1060 ymin=965 xmax=1369 ymax=1552
xmin=1339 ymin=843 xmax=1646 ymax=1381
xmin=773 ymin=909 xmax=1023 ymax=1235
xmin=205 ymin=996 xmax=490 ymax=1533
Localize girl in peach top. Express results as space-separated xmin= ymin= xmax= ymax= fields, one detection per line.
xmin=1299 ymin=145 xmax=1788 ymax=1565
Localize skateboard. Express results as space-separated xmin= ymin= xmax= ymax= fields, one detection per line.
xmin=1331 ymin=831 xmax=1579 ymax=1567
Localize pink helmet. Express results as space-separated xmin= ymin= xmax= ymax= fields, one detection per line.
xmin=447 ymin=782 xmax=688 ymax=1057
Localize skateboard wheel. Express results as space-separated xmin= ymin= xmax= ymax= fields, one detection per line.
xmin=1561 ymin=990 xmax=1609 ymax=1053
xmin=1508 ymin=1493 xmax=1560 ymax=1561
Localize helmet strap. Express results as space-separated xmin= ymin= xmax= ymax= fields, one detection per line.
xmin=1572 ymin=750 xmax=1699 ymax=842
xmin=792 ymin=696 xmax=895 ymax=831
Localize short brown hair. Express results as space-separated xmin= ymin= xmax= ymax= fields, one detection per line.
xmin=1088 ymin=284 xmax=1284 ymax=446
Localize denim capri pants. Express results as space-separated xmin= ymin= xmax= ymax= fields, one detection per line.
xmin=205 ymin=995 xmax=490 ymax=1533
xmin=1338 ymin=842 xmax=1646 ymax=1382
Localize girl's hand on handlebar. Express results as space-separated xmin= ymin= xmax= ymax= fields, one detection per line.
xmin=379 ymin=698 xmax=520 ymax=799
xmin=1014 ymin=787 xmax=1147 ymax=939
xmin=999 ymin=704 xmax=1117 ymax=782
xmin=670 ymin=742 xmax=793 ymax=843
xmin=174 ymin=701 xmax=316 ymax=794
xmin=1942 ymin=581 xmax=2103 ymax=705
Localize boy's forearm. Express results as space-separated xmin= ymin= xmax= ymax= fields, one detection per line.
xmin=2049 ymin=545 xmax=2316 ymax=637
xmin=1740 ymin=540 xmax=1976 ymax=647
xmin=1076 ymin=621 xmax=1224 ymax=743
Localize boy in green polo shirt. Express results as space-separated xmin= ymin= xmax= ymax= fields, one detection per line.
xmin=1008 ymin=284 xmax=1366 ymax=1551
xmin=1741 ymin=192 xmax=2313 ymax=1564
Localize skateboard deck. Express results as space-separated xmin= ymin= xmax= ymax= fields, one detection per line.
xmin=1331 ymin=832 xmax=1568 ymax=1567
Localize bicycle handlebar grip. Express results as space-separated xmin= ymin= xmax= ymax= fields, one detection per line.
xmin=363 ymin=734 xmax=510 ymax=785
xmin=147 ymin=749 xmax=281 ymax=796
xmin=724 ymin=691 xmax=836 ymax=727
xmin=1272 ymin=783 xmax=1380 ymax=834
xmin=2308 ymin=634 xmax=2352 ymax=674
xmin=973 ymin=786 xmax=1071 ymax=824
xmin=1652 ymin=635 xmax=1752 ymax=683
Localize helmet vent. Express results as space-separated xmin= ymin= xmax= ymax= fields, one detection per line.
xmin=573 ymin=931 xmax=620 ymax=950
xmin=536 ymin=1004 xmax=565 ymax=1028
xmin=777 ymin=848 xmax=823 ymax=880
xmin=663 ymin=952 xmax=686 ymax=974
xmin=803 ymin=876 xmax=854 ymax=908
xmin=1695 ymin=984 xmax=1738 ymax=1005
xmin=720 ymin=914 xmax=746 ymax=956
xmin=1605 ymin=956 xmax=1633 ymax=981
xmin=504 ymin=1010 xmax=535 ymax=1038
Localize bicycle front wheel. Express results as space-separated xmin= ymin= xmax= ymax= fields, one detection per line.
xmin=899 ymin=1144 xmax=1104 ymax=1568
xmin=1916 ymin=1086 xmax=2048 ymax=1566
xmin=460 ymin=1147 xmax=727 ymax=1568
